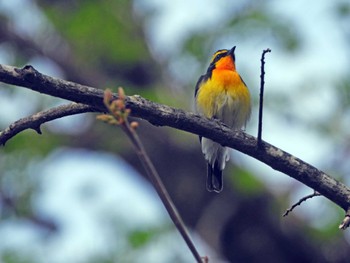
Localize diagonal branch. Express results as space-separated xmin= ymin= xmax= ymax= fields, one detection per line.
xmin=1 ymin=63 xmax=350 ymax=218
xmin=0 ymin=102 xmax=99 ymax=145
xmin=100 ymin=89 xmax=204 ymax=262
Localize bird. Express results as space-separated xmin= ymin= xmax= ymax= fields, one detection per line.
xmin=194 ymin=46 xmax=251 ymax=193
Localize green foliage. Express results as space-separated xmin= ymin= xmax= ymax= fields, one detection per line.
xmin=2 ymin=129 xmax=63 ymax=156
xmin=229 ymin=167 xmax=265 ymax=196
xmin=336 ymin=1 xmax=350 ymax=17
xmin=229 ymin=8 xmax=300 ymax=51
xmin=182 ymin=2 xmax=301 ymax=66
xmin=337 ymin=77 xmax=350 ymax=110
xmin=1 ymin=251 xmax=35 ymax=263
xmin=44 ymin=1 xmax=149 ymax=66
xmin=128 ymin=229 xmax=155 ymax=249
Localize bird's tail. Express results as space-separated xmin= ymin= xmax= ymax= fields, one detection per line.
xmin=201 ymin=138 xmax=229 ymax=193
xmin=207 ymin=162 xmax=223 ymax=193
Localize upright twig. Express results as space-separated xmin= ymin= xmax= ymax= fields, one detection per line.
xmin=257 ymin=48 xmax=271 ymax=147
xmin=98 ymin=88 xmax=204 ymax=263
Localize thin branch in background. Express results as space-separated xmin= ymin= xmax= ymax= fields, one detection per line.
xmin=0 ymin=189 xmax=58 ymax=232
xmin=257 ymin=48 xmax=271 ymax=147
xmin=283 ymin=191 xmax=321 ymax=217
xmin=97 ymin=88 xmax=205 ymax=263
xmin=0 ymin=103 xmax=99 ymax=145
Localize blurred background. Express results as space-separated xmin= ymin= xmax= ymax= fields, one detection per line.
xmin=1 ymin=0 xmax=350 ymax=262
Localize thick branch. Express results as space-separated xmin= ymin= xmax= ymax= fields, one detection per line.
xmin=0 ymin=103 xmax=99 ymax=145
xmin=1 ymin=64 xmax=350 ymax=212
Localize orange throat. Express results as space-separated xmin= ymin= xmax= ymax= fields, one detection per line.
xmin=211 ymin=69 xmax=242 ymax=91
xmin=214 ymin=56 xmax=236 ymax=71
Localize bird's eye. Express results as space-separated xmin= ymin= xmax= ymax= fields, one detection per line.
xmin=215 ymin=53 xmax=225 ymax=61
xmin=211 ymin=50 xmax=228 ymax=64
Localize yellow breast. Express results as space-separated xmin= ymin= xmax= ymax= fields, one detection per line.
xmin=196 ymin=69 xmax=251 ymax=128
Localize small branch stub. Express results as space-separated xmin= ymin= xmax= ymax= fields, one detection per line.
xmin=339 ymin=210 xmax=350 ymax=230
xmin=283 ymin=191 xmax=321 ymax=217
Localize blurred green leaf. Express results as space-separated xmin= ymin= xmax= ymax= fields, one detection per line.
xmin=2 ymin=129 xmax=63 ymax=156
xmin=128 ymin=229 xmax=155 ymax=249
xmin=337 ymin=77 xmax=350 ymax=110
xmin=229 ymin=167 xmax=265 ymax=196
xmin=43 ymin=1 xmax=149 ymax=65
xmin=1 ymin=250 xmax=35 ymax=263
xmin=336 ymin=2 xmax=350 ymax=17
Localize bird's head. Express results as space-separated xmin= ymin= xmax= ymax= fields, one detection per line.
xmin=208 ymin=46 xmax=236 ymax=72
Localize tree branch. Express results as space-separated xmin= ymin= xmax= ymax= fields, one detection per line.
xmin=100 ymin=89 xmax=204 ymax=262
xmin=1 ymin=64 xmax=350 ymax=220
xmin=0 ymin=102 xmax=99 ymax=145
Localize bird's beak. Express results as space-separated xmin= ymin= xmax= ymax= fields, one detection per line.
xmin=228 ymin=46 xmax=236 ymax=57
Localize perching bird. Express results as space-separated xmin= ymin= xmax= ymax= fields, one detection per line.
xmin=195 ymin=46 xmax=251 ymax=193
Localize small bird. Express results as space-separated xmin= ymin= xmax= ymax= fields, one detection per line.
xmin=195 ymin=46 xmax=251 ymax=193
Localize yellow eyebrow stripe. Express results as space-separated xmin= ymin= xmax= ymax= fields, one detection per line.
xmin=210 ymin=49 xmax=228 ymax=64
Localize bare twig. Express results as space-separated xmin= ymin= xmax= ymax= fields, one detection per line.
xmin=257 ymin=48 xmax=271 ymax=147
xmin=283 ymin=191 xmax=321 ymax=217
xmin=98 ymin=89 xmax=204 ymax=262
xmin=0 ymin=103 xmax=99 ymax=145
xmin=1 ymin=64 xmax=350 ymax=221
